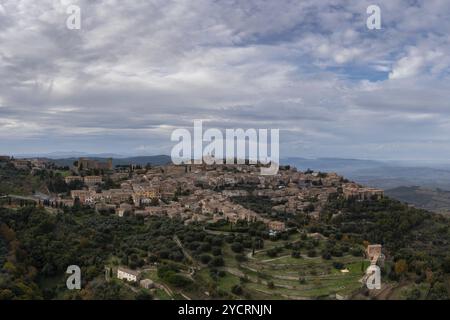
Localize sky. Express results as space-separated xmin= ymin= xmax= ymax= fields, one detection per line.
xmin=0 ymin=0 xmax=450 ymax=160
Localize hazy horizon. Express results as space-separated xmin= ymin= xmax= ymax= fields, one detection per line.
xmin=5 ymin=150 xmax=450 ymax=166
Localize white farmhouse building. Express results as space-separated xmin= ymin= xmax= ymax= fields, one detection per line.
xmin=117 ymin=267 xmax=140 ymax=282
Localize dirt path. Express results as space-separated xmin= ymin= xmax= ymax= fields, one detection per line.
xmin=220 ymin=267 xmax=299 ymax=290
xmin=261 ymin=255 xmax=291 ymax=263
xmin=173 ymin=235 xmax=200 ymax=269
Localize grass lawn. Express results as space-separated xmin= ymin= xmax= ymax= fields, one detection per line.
xmin=216 ymin=272 xmax=242 ymax=293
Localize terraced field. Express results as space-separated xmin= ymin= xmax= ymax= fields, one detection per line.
xmin=192 ymin=237 xmax=370 ymax=300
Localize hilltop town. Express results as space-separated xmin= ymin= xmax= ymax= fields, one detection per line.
xmin=2 ymin=155 xmax=449 ymax=301
xmin=0 ymin=155 xmax=384 ymax=231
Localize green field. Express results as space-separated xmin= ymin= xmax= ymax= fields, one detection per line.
xmin=185 ymin=233 xmax=370 ymax=300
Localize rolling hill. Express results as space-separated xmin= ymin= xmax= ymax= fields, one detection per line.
xmin=386 ymin=186 xmax=450 ymax=215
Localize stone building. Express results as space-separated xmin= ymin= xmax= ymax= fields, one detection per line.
xmin=366 ymin=244 xmax=385 ymax=266
xmin=77 ymin=157 xmax=113 ymax=170
xmin=117 ymin=267 xmax=140 ymax=282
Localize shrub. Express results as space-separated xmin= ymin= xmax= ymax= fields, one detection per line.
xmin=406 ymin=288 xmax=421 ymax=300
xmin=165 ymin=274 xmax=193 ymax=288
xmin=442 ymin=256 xmax=450 ymax=273
xmin=211 ymin=247 xmax=222 ymax=256
xmin=231 ymin=285 xmax=243 ymax=295
xmin=208 ymin=257 xmax=224 ymax=267
xmin=199 ymin=254 xmax=212 ymax=264
xmin=332 ymin=248 xmax=343 ymax=257
xmin=231 ymin=242 xmax=243 ymax=253
xmin=307 ymin=249 xmax=316 ymax=257
xmin=267 ymin=248 xmax=278 ymax=258
xmin=332 ymin=262 xmax=345 ymax=270
xmin=321 ymin=251 xmax=332 ymax=260
xmin=351 ymin=247 xmax=364 ymax=257
xmin=136 ymin=290 xmax=153 ymax=300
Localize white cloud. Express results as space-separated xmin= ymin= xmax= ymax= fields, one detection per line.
xmin=389 ymin=46 xmax=448 ymax=80
xmin=0 ymin=0 xmax=449 ymax=159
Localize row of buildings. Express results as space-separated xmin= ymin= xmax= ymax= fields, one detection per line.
xmin=54 ymin=161 xmax=383 ymax=233
xmin=0 ymin=156 xmax=49 ymax=171
xmin=65 ymin=175 xmax=103 ymax=185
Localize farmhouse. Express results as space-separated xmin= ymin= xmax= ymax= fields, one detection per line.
xmin=117 ymin=267 xmax=140 ymax=282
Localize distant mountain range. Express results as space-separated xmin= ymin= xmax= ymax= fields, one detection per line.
xmin=43 ymin=155 xmax=172 ymax=167
xmin=282 ymin=157 xmax=384 ymax=174
xmin=14 ymin=152 xmax=132 ymax=159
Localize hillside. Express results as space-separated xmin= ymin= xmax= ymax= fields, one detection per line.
xmin=0 ymin=163 xmax=47 ymax=195
xmin=1 ymin=162 xmax=449 ymax=300
xmin=1 ymin=198 xmax=450 ymax=300
xmin=386 ymin=186 xmax=450 ymax=215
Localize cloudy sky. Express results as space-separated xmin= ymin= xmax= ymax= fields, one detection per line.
xmin=0 ymin=0 xmax=449 ymax=160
